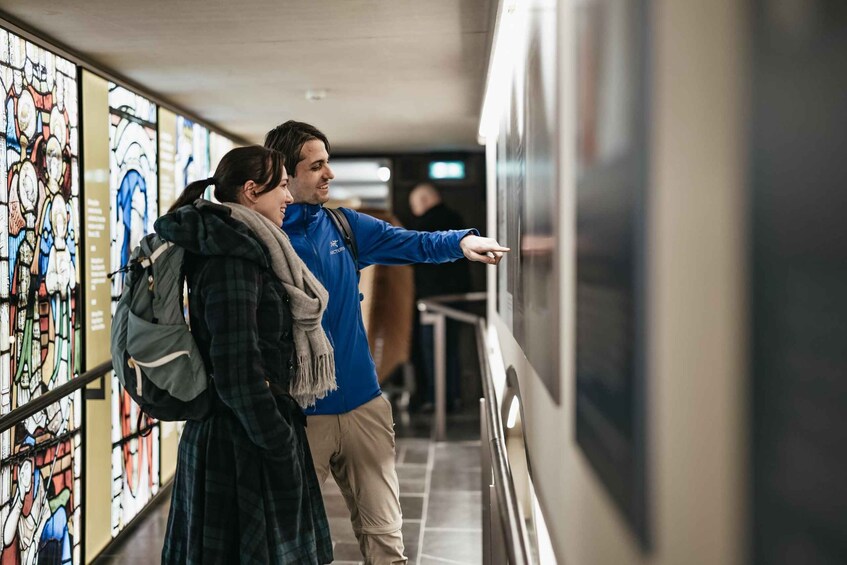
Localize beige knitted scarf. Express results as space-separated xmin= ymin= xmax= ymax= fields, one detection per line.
xmin=224 ymin=203 xmax=336 ymax=408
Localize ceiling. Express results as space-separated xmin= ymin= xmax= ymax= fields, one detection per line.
xmin=0 ymin=0 xmax=494 ymax=152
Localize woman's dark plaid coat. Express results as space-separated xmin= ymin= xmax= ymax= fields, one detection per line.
xmin=157 ymin=202 xmax=332 ymax=564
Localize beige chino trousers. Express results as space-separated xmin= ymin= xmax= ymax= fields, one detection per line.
xmin=306 ymin=395 xmax=407 ymax=564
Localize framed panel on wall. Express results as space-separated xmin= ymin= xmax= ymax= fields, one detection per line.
xmin=573 ymin=0 xmax=650 ymax=546
xmin=0 ymin=26 xmax=83 ymax=564
xmin=495 ymin=0 xmax=560 ymax=404
xmin=107 ymin=83 xmax=160 ymax=537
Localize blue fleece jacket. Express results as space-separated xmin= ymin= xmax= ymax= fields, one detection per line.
xmin=283 ymin=204 xmax=478 ymax=415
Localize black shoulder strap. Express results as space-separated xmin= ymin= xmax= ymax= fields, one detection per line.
xmin=325 ymin=207 xmax=360 ymax=275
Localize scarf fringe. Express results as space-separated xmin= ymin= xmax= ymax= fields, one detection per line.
xmin=291 ymin=354 xmax=338 ymax=409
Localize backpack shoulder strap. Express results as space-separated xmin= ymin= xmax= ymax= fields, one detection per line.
xmin=325 ymin=207 xmax=360 ymax=275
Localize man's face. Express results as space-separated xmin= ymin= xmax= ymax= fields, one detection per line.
xmin=409 ymin=191 xmax=427 ymax=217
xmin=289 ymin=139 xmax=334 ymax=205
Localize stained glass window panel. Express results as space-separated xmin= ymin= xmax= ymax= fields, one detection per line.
xmin=0 ymin=26 xmax=82 ymax=563
xmin=175 ymin=116 xmax=210 ymax=193
xmin=107 ymin=83 xmax=160 ymax=536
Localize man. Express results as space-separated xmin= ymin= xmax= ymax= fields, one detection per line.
xmin=265 ymin=121 xmax=507 ymax=564
xmin=407 ymin=183 xmax=471 ymax=412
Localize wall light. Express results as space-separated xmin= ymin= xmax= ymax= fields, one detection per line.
xmin=506 ymin=396 xmax=521 ymax=429
xmin=305 ymin=89 xmax=327 ymax=101
xmin=478 ymin=0 xmax=529 ymax=142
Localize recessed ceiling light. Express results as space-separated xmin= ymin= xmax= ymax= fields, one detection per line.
xmin=305 ymin=89 xmax=327 ymax=101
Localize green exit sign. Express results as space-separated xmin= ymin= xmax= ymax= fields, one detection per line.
xmin=428 ymin=161 xmax=465 ymax=180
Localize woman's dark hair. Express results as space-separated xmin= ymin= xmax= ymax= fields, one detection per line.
xmin=168 ymin=145 xmax=285 ymax=213
xmin=263 ymin=120 xmax=330 ymax=177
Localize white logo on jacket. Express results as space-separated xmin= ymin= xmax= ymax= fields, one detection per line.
xmin=329 ymin=240 xmax=346 ymax=255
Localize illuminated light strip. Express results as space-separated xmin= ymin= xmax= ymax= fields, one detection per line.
xmin=478 ymin=0 xmax=529 ymax=142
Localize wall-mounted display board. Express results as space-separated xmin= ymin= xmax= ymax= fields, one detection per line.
xmin=573 ymin=0 xmax=649 ymax=546
xmin=496 ymin=0 xmax=560 ymax=404
xmin=0 ymin=27 xmax=83 ymax=564
xmin=107 ymin=83 xmax=160 ymax=537
xmin=750 ymin=2 xmax=847 ymax=563
xmin=81 ymin=67 xmax=114 ymax=561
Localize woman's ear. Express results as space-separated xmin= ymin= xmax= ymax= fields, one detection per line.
xmin=242 ymin=180 xmax=258 ymax=203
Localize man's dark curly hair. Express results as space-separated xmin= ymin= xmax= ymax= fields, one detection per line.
xmin=263 ymin=120 xmax=331 ymax=177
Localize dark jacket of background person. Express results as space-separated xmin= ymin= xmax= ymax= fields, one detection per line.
xmin=408 ymin=203 xmax=471 ymax=298
xmin=157 ymin=202 xmax=332 ymax=564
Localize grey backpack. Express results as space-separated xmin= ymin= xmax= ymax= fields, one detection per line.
xmin=110 ymin=233 xmax=211 ymax=421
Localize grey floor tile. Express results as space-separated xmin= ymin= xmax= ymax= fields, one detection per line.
xmin=401 ymin=518 xmax=422 ymax=546
xmin=403 ymin=543 xmax=419 ymax=563
xmin=322 ymin=476 xmax=343 ymax=495
xmin=328 ymin=516 xmax=358 ymax=543
xmin=425 ymin=491 xmax=481 ymax=530
xmin=397 ymin=464 xmax=428 ymax=479
xmin=91 ymin=557 xmax=124 ymax=565
xmin=398 ymin=438 xmax=431 ymax=464
xmin=396 ymin=443 xmax=408 ymax=463
xmin=333 ymin=541 xmax=366 ymax=561
xmin=397 ymin=464 xmax=428 ymax=494
xmin=433 ymin=442 xmax=481 ymax=473
xmin=401 ymin=494 xmax=425 ymax=520
xmin=324 ymin=492 xmax=351 ymax=517
xmin=420 ymin=529 xmax=482 ymax=564
xmin=430 ymin=466 xmax=479 ymax=492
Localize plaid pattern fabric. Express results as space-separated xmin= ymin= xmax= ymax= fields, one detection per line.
xmin=159 ymin=204 xmax=332 ymax=564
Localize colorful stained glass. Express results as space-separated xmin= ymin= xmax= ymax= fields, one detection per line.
xmin=107 ymin=83 xmax=160 ymax=536
xmin=0 ymin=27 xmax=82 ymax=564
xmin=208 ymin=132 xmax=234 ymax=173
xmin=175 ymin=116 xmax=210 ymax=194
xmin=109 ymin=425 xmax=159 ymax=537
xmin=0 ymin=429 xmax=82 ymax=564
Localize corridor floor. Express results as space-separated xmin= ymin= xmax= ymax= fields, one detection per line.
xmin=93 ymin=406 xmax=482 ymax=564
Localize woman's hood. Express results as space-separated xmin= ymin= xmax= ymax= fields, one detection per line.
xmin=154 ymin=199 xmax=270 ymax=269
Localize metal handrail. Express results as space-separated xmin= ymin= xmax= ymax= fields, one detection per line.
xmin=475 ymin=318 xmax=532 ymax=565
xmin=417 ymin=292 xmax=531 ymax=564
xmin=0 ymin=360 xmax=113 ymax=434
xmin=418 ymin=293 xmax=485 ymax=440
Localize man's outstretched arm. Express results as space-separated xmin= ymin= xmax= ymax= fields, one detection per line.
xmin=346 ymin=208 xmax=509 ymax=267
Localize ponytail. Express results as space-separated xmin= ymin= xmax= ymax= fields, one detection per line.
xmin=167 ymin=177 xmax=215 ymax=213
xmin=165 ymin=146 xmax=286 ymax=215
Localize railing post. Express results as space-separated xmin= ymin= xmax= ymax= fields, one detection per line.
xmin=432 ymin=312 xmax=446 ymax=442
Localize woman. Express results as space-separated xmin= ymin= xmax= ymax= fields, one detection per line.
xmin=159 ymin=145 xmax=335 ymax=564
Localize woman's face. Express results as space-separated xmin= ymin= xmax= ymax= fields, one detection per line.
xmin=249 ymin=168 xmax=294 ymax=226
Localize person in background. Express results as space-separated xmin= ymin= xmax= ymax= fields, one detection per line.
xmin=159 ymin=145 xmax=334 ymax=564
xmin=408 ymin=182 xmax=471 ymax=412
xmin=264 ymin=120 xmax=508 ymax=564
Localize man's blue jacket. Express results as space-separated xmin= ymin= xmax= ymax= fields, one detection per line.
xmin=283 ymin=204 xmax=477 ymax=415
